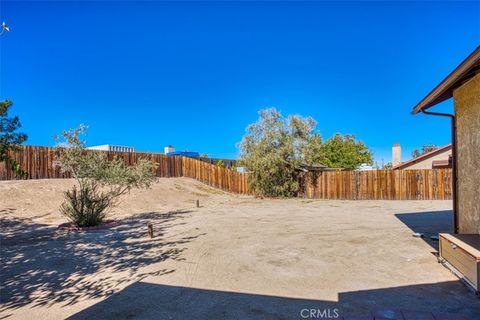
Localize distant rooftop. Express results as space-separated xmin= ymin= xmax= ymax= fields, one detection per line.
xmin=166 ymin=151 xmax=200 ymax=158
xmin=87 ymin=145 xmax=135 ymax=153
xmin=392 ymin=144 xmax=452 ymax=170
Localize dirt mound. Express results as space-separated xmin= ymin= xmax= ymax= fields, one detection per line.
xmin=0 ymin=177 xmax=238 ymax=225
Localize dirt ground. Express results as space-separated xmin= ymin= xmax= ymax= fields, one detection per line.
xmin=1 ymin=178 xmax=478 ymax=319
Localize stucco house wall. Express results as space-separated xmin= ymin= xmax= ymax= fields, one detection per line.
xmin=401 ymin=149 xmax=452 ymax=170
xmin=453 ymin=73 xmax=480 ymax=234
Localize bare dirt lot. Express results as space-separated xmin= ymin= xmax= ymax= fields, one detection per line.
xmin=1 ymin=178 xmax=478 ymax=319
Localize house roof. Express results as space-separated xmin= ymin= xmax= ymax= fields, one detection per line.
xmin=411 ymin=46 xmax=480 ymax=114
xmin=296 ymin=163 xmax=341 ymax=172
xmin=393 ymin=144 xmax=452 ymax=170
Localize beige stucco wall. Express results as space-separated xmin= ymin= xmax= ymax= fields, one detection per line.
xmin=453 ymin=73 xmax=480 ymax=235
xmin=403 ymin=149 xmax=451 ymax=170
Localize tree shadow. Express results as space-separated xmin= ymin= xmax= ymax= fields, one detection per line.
xmin=395 ymin=210 xmax=453 ymax=250
xmin=66 ymin=281 xmax=479 ymax=320
xmin=0 ymin=208 xmax=17 ymax=215
xmin=0 ymin=210 xmax=204 ymax=313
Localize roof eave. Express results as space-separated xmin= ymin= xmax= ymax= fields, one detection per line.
xmin=412 ymin=46 xmax=480 ymax=115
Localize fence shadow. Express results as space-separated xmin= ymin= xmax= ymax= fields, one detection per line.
xmin=395 ymin=210 xmax=453 ymax=250
xmin=0 ymin=210 xmax=203 ymax=314
xmin=66 ymin=281 xmax=478 ymax=320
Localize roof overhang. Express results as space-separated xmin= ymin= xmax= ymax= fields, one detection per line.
xmin=411 ymin=46 xmax=480 ymax=114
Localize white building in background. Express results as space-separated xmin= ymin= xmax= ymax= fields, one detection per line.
xmin=357 ymin=163 xmax=374 ymax=171
xmin=87 ymin=144 xmax=135 ymax=153
xmin=164 ymin=145 xmax=175 ymax=154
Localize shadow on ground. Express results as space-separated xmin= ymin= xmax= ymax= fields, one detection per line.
xmin=0 ymin=210 xmax=203 ymax=313
xmin=66 ymin=281 xmax=479 ymax=320
xmin=395 ymin=210 xmax=453 ymax=250
xmin=3 ymin=208 xmax=478 ymax=319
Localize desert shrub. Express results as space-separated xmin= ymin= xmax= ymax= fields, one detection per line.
xmin=55 ymin=125 xmax=157 ymax=227
xmin=60 ymin=182 xmax=111 ymax=227
xmin=238 ymin=108 xmax=323 ymax=197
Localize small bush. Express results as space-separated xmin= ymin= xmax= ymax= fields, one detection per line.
xmin=60 ymin=183 xmax=111 ymax=227
xmin=55 ymin=125 xmax=157 ymax=227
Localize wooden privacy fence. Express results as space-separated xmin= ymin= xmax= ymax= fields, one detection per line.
xmin=0 ymin=146 xmax=250 ymax=194
xmin=182 ymin=157 xmax=250 ymax=194
xmin=0 ymin=146 xmax=452 ymax=200
xmin=300 ymin=169 xmax=452 ymax=200
xmin=0 ymin=146 xmax=184 ymax=180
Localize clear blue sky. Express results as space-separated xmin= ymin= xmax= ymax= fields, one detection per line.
xmin=1 ymin=1 xmax=479 ymax=163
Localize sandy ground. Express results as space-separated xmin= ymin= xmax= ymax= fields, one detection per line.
xmin=0 ymin=178 xmax=478 ymax=319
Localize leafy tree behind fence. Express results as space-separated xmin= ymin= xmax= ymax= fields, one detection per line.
xmin=0 ymin=100 xmax=28 ymax=178
xmin=239 ymin=108 xmax=373 ymax=197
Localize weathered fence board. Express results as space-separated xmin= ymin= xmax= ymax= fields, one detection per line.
xmin=0 ymin=146 xmax=451 ymax=199
xmin=181 ymin=156 xmax=250 ymax=194
xmin=0 ymin=146 xmax=250 ymax=194
xmin=301 ymin=169 xmax=452 ymax=200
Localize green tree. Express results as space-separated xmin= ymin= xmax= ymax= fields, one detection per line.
xmin=238 ymin=108 xmax=323 ymax=197
xmin=55 ymin=125 xmax=157 ymax=227
xmin=301 ymin=133 xmax=324 ymax=166
xmin=411 ymin=144 xmax=438 ymax=158
xmin=321 ymin=134 xmax=373 ymax=169
xmin=0 ymin=100 xmax=28 ymax=177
